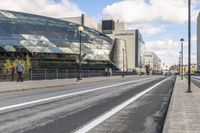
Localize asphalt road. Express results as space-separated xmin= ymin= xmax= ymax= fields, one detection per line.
xmin=191 ymin=76 xmax=200 ymax=88
xmin=0 ymin=76 xmax=175 ymax=133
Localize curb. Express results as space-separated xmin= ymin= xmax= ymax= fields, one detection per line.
xmin=0 ymin=76 xmax=132 ymax=94
xmin=162 ymin=77 xmax=177 ymax=133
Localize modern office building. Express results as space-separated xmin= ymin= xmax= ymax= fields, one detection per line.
xmin=0 ymin=10 xmax=118 ymax=70
xmin=197 ymin=12 xmax=200 ymax=71
xmin=144 ymin=51 xmax=161 ymax=74
xmin=99 ymin=20 xmax=145 ymax=71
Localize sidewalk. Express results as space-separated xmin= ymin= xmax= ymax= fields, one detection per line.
xmin=0 ymin=75 xmax=136 ymax=94
xmin=163 ymin=77 xmax=200 ymax=133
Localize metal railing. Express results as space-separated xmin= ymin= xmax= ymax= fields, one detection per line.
xmin=0 ymin=69 xmax=134 ymax=81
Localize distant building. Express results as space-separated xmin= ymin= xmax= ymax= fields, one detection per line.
xmin=184 ymin=64 xmax=197 ymax=74
xmin=197 ymin=13 xmax=200 ymax=70
xmin=144 ymin=52 xmax=161 ymax=74
xmin=99 ymin=20 xmax=145 ymax=71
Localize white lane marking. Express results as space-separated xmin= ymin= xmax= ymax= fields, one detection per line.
xmin=0 ymin=77 xmax=158 ymax=112
xmin=74 ymin=77 xmax=170 ymax=133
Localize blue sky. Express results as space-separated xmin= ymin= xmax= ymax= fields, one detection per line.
xmin=72 ymin=0 xmax=120 ymax=17
xmin=0 ymin=0 xmax=199 ymax=66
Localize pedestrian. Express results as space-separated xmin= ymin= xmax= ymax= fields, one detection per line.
xmin=16 ymin=59 xmax=24 ymax=82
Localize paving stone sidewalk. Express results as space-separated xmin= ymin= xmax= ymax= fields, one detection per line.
xmin=0 ymin=75 xmax=137 ymax=93
xmin=163 ymin=77 xmax=200 ymax=133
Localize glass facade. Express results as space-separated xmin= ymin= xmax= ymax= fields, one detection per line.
xmin=0 ymin=10 xmax=113 ymax=61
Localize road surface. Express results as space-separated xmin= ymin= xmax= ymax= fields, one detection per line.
xmin=191 ymin=76 xmax=200 ymax=88
xmin=0 ymin=76 xmax=175 ymax=133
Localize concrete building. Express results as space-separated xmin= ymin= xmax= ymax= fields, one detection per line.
xmin=99 ymin=20 xmax=145 ymax=71
xmin=144 ymin=52 xmax=161 ymax=75
xmin=111 ymin=39 xmax=128 ymax=71
xmin=62 ymin=14 xmax=99 ymax=31
xmin=197 ymin=13 xmax=200 ymax=70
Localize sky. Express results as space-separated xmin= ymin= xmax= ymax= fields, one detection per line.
xmin=0 ymin=0 xmax=199 ymax=67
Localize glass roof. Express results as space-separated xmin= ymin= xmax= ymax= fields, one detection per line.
xmin=0 ymin=9 xmax=113 ymax=61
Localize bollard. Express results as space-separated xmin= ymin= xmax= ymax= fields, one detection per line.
xmin=45 ymin=69 xmax=46 ymax=80
xmin=11 ymin=68 xmax=15 ymax=81
xmin=56 ymin=69 xmax=58 ymax=79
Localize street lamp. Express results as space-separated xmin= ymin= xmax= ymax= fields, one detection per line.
xmin=77 ymin=26 xmax=84 ymax=81
xmin=122 ymin=48 xmax=125 ymax=77
xmin=179 ymin=57 xmax=181 ymax=77
xmin=149 ymin=60 xmax=151 ymax=75
xmin=187 ymin=0 xmax=192 ymax=92
xmin=140 ymin=55 xmax=142 ymax=76
xmin=180 ymin=38 xmax=184 ymax=80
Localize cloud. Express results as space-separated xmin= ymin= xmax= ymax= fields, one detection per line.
xmin=0 ymin=0 xmax=83 ymax=18
xmin=192 ymin=36 xmax=197 ymax=44
xmin=146 ymin=39 xmax=179 ymax=52
xmin=128 ymin=24 xmax=162 ymax=36
xmin=146 ymin=38 xmax=197 ymax=66
xmin=146 ymin=39 xmax=182 ymax=66
xmin=102 ymin=0 xmax=198 ymax=24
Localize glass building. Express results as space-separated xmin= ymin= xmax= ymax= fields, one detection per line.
xmin=0 ymin=10 xmax=116 ymax=69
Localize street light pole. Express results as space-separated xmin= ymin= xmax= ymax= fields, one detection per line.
xmin=187 ymin=0 xmax=192 ymax=92
xmin=122 ymin=48 xmax=125 ymax=77
xmin=180 ymin=38 xmax=184 ymax=80
xmin=77 ymin=26 xmax=84 ymax=81
xmin=140 ymin=55 xmax=142 ymax=76
xmin=179 ymin=57 xmax=181 ymax=77
xmin=149 ymin=60 xmax=151 ymax=75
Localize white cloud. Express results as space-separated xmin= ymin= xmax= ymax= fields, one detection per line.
xmin=0 ymin=0 xmax=83 ymax=18
xmin=192 ymin=36 xmax=197 ymax=44
xmin=146 ymin=39 xmax=179 ymax=52
xmin=146 ymin=39 xmax=182 ymax=66
xmin=128 ymin=24 xmax=162 ymax=36
xmin=146 ymin=38 xmax=197 ymax=66
xmin=102 ymin=0 xmax=197 ymax=24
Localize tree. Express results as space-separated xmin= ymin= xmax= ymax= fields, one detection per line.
xmin=24 ymin=55 xmax=32 ymax=71
xmin=3 ymin=59 xmax=12 ymax=74
xmin=2 ymin=55 xmax=32 ymax=80
xmin=24 ymin=55 xmax=32 ymax=80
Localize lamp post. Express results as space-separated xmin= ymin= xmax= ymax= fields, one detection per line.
xmin=77 ymin=26 xmax=84 ymax=81
xmin=149 ymin=60 xmax=151 ymax=75
xmin=179 ymin=57 xmax=181 ymax=77
xmin=140 ymin=55 xmax=142 ymax=76
xmin=187 ymin=0 xmax=192 ymax=92
xmin=180 ymin=38 xmax=184 ymax=80
xmin=122 ymin=48 xmax=125 ymax=77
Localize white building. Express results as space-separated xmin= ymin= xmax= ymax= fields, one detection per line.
xmin=144 ymin=51 xmax=161 ymax=74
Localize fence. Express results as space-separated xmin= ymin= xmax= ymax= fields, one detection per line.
xmin=0 ymin=69 xmax=134 ymax=81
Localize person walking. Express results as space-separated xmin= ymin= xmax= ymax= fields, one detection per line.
xmin=16 ymin=59 xmax=24 ymax=82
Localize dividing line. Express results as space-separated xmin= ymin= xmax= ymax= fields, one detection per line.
xmin=74 ymin=77 xmax=170 ymax=133
xmin=0 ymin=77 xmax=159 ymax=112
